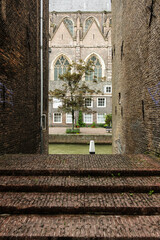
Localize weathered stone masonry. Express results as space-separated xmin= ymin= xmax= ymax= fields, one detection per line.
xmin=0 ymin=0 xmax=49 ymax=154
xmin=112 ymin=0 xmax=160 ymax=154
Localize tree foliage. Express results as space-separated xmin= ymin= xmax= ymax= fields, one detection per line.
xmin=78 ymin=111 xmax=86 ymax=127
xmin=105 ymin=114 xmax=112 ymax=127
xmin=49 ymin=60 xmax=101 ymax=130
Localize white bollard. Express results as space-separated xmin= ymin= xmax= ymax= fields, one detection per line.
xmin=89 ymin=140 xmax=95 ymax=154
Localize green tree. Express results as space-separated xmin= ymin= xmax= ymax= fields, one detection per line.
xmin=78 ymin=110 xmax=85 ymax=127
xmin=105 ymin=114 xmax=112 ymax=127
xmin=49 ymin=60 xmax=100 ymax=130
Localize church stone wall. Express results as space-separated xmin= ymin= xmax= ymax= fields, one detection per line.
xmin=112 ymin=0 xmax=160 ymax=154
xmin=0 ymin=0 xmax=49 ymax=154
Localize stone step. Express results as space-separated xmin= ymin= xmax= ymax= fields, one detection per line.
xmin=0 ymin=154 xmax=160 ymax=177
xmin=0 ymin=175 xmax=159 ymax=193
xmin=0 ymin=214 xmax=159 ymax=239
xmin=0 ymin=192 xmax=159 ymax=215
xmin=0 ymin=169 xmax=160 ymax=177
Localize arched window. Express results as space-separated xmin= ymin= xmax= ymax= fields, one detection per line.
xmin=85 ymin=17 xmax=94 ymax=32
xmin=85 ymin=55 xmax=102 ymax=81
xmin=54 ymin=56 xmax=69 ymax=81
xmin=63 ymin=18 xmax=74 ymax=36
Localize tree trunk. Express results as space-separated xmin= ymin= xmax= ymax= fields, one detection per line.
xmin=72 ymin=109 xmax=74 ymax=131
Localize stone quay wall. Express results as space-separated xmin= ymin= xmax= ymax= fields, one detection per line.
xmin=49 ymin=134 xmax=112 ymax=144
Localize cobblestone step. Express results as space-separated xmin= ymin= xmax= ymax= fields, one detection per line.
xmin=0 ymin=214 xmax=159 ymax=239
xmin=0 ymin=192 xmax=159 ymax=215
xmin=0 ymin=169 xmax=160 ymax=176
xmin=0 ymin=176 xmax=159 ymax=193
xmin=0 ymin=154 xmax=159 ymax=239
xmin=0 ymin=154 xmax=160 ymax=174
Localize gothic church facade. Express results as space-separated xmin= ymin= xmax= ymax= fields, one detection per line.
xmin=49 ymin=11 xmax=112 ymax=126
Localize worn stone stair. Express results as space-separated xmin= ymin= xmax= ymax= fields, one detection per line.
xmin=0 ymin=154 xmax=160 ymax=239
xmin=0 ymin=192 xmax=160 ymax=215
xmin=0 ymin=175 xmax=159 ymax=193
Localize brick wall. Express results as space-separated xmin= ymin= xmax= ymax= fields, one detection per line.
xmin=112 ymin=0 xmax=160 ymax=154
xmin=49 ymin=96 xmax=112 ymax=127
xmin=0 ymin=0 xmax=49 ymax=154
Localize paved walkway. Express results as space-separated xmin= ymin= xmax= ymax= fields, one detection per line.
xmin=49 ymin=127 xmax=110 ymax=135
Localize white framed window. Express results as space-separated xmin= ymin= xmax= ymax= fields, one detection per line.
xmin=97 ymin=98 xmax=106 ymax=107
xmin=104 ymin=85 xmax=112 ymax=94
xmin=85 ymin=98 xmax=93 ymax=107
xmin=66 ymin=113 xmax=72 ymax=123
xmin=84 ymin=113 xmax=93 ymax=124
xmin=53 ymin=98 xmax=62 ymax=108
xmin=97 ymin=113 xmax=106 ymax=123
xmin=53 ymin=113 xmax=62 ymax=123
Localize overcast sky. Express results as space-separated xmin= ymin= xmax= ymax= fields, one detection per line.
xmin=49 ymin=0 xmax=111 ymax=12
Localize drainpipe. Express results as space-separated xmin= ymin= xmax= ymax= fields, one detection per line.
xmin=40 ymin=0 xmax=43 ymax=153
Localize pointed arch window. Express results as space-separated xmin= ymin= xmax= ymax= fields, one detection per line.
xmin=63 ymin=18 xmax=74 ymax=36
xmin=85 ymin=17 xmax=94 ymax=32
xmin=54 ymin=56 xmax=69 ymax=81
xmin=85 ymin=55 xmax=102 ymax=81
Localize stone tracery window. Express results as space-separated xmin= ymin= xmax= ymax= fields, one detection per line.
xmin=63 ymin=18 xmax=74 ymax=36
xmin=85 ymin=55 xmax=102 ymax=81
xmin=54 ymin=56 xmax=69 ymax=81
xmin=85 ymin=17 xmax=94 ymax=32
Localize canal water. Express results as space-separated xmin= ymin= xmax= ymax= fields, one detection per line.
xmin=49 ymin=144 xmax=112 ymax=154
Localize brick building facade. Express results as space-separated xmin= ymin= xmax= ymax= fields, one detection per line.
xmin=0 ymin=0 xmax=49 ymax=154
xmin=112 ymin=0 xmax=160 ymax=154
xmin=49 ymin=10 xmax=112 ymax=127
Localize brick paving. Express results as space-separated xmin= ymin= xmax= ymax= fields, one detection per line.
xmin=0 ymin=192 xmax=159 ymax=215
xmin=0 ymin=215 xmax=160 ymax=239
xmin=0 ymin=154 xmax=160 ymax=171
xmin=0 ymin=154 xmax=159 ymax=238
xmin=49 ymin=127 xmax=110 ymax=135
xmin=0 ymin=176 xmax=159 ymax=193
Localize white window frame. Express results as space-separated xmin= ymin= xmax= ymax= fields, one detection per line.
xmin=83 ymin=113 xmax=93 ymax=124
xmin=66 ymin=113 xmax=72 ymax=124
xmin=85 ymin=98 xmax=93 ymax=108
xmin=104 ymin=85 xmax=112 ymax=94
xmin=53 ymin=113 xmax=62 ymax=123
xmin=97 ymin=113 xmax=106 ymax=124
xmin=97 ymin=97 xmax=106 ymax=108
xmin=53 ymin=98 xmax=62 ymax=109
